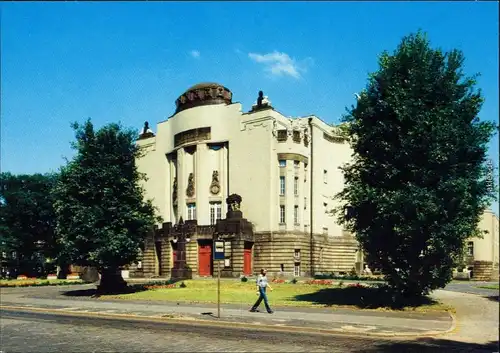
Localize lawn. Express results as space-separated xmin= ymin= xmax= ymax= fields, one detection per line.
xmin=0 ymin=278 xmax=84 ymax=287
xmin=105 ymin=279 xmax=451 ymax=312
xmin=477 ymin=283 xmax=499 ymax=290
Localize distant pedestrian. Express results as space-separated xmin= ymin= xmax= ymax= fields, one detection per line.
xmin=250 ymin=268 xmax=273 ymax=314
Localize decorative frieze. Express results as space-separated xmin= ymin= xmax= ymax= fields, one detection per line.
xmin=175 ymin=83 xmax=232 ymax=113
xmin=277 ymin=153 xmax=309 ymax=165
xmin=323 ymin=132 xmax=345 ymax=144
xmin=174 ymin=127 xmax=211 ymax=147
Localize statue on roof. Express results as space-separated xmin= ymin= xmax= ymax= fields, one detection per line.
xmin=138 ymin=121 xmax=155 ymax=139
xmin=251 ymin=90 xmax=272 ymax=112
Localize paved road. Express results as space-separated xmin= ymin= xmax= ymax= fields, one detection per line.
xmin=0 ymin=284 xmax=453 ymax=336
xmin=443 ymin=282 xmax=499 ymax=297
xmin=0 ymin=309 xmax=497 ymax=353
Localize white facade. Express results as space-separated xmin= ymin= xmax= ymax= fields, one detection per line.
xmin=136 ymin=83 xmax=351 ymax=238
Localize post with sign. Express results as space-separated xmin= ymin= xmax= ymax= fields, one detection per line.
xmin=214 ymin=240 xmax=225 ymax=318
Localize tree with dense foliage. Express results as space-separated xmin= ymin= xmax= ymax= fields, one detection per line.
xmin=0 ymin=172 xmax=59 ymax=277
xmin=335 ymin=31 xmax=498 ymax=299
xmin=52 ymin=119 xmax=160 ymax=293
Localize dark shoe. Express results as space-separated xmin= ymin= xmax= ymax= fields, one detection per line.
xmin=267 ymin=310 xmax=274 ymax=314
xmin=249 ymin=309 xmax=258 ymax=312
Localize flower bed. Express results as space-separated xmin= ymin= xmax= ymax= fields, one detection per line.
xmin=306 ymin=279 xmax=334 ymax=285
xmin=67 ymin=273 xmax=80 ymax=280
xmin=145 ymin=283 xmax=177 ymax=290
xmin=0 ymin=279 xmax=84 ymax=287
xmin=347 ymin=283 xmax=368 ymax=288
xmin=271 ymin=279 xmax=286 ymax=284
xmin=47 ymin=274 xmax=58 ymax=280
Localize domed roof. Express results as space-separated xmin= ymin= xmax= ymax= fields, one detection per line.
xmin=175 ymin=82 xmax=233 ymax=113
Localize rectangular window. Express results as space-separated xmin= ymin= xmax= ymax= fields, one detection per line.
xmin=187 ymin=203 xmax=196 ymax=220
xmin=280 ymin=176 xmax=286 ymax=195
xmin=466 ymin=241 xmax=474 ymax=257
xmin=209 ymin=202 xmax=222 ymax=225
xmin=279 ymin=159 xmax=286 ymax=167
xmin=294 ymin=249 xmax=301 ymax=260
xmin=280 ymin=205 xmax=286 ymax=224
xmin=294 ymin=205 xmax=299 ymax=224
xmin=294 ymin=177 xmax=299 ymax=195
xmin=294 ymin=160 xmax=300 ymax=168
xmin=277 ymin=130 xmax=287 ymax=142
xmin=323 ymin=170 xmax=328 ymax=183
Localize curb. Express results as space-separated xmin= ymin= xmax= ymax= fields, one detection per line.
xmin=0 ymin=304 xmax=454 ymax=338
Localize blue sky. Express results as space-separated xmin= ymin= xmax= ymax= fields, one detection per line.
xmin=1 ymin=2 xmax=498 ymax=214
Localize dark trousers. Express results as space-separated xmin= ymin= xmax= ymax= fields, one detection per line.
xmin=251 ymin=287 xmax=272 ymax=312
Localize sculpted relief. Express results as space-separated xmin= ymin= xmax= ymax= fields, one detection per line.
xmin=210 ymin=170 xmax=220 ymax=195
xmin=186 ymin=173 xmax=195 ymax=198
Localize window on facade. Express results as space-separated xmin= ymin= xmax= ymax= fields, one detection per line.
xmin=323 ymin=169 xmax=328 ymax=183
xmin=294 ymin=262 xmax=300 ymax=277
xmin=279 ymin=205 xmax=286 ymax=224
xmin=294 ymin=177 xmax=299 ymax=195
xmin=294 ymin=160 xmax=300 ymax=168
xmin=280 ymin=176 xmax=286 ymax=195
xmin=294 ymin=205 xmax=299 ymax=224
xmin=304 ymin=196 xmax=307 ymax=209
xmin=224 ymin=241 xmax=231 ymax=268
xmin=279 ymin=159 xmax=286 ymax=167
xmin=187 ymin=203 xmax=196 ymax=220
xmin=209 ymin=202 xmax=222 ymax=225
xmin=277 ymin=130 xmax=287 ymax=142
xmin=466 ymin=241 xmax=474 ymax=257
xmin=294 ymin=249 xmax=301 ymax=260
xmin=293 ymin=131 xmax=301 ymax=143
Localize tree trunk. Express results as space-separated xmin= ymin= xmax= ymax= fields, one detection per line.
xmin=97 ymin=267 xmax=128 ymax=294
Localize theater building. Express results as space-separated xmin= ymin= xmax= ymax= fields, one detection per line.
xmin=129 ymin=82 xmax=364 ymax=278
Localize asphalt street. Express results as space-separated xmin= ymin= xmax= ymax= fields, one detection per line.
xmin=1 ymin=309 xmax=498 ymax=352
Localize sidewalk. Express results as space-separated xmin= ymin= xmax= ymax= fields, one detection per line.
xmin=0 ymin=285 xmax=454 ymax=337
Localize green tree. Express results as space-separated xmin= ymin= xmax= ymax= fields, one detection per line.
xmin=53 ymin=119 xmax=160 ymax=293
xmin=335 ymin=32 xmax=497 ymax=299
xmin=0 ymin=172 xmax=59 ymax=277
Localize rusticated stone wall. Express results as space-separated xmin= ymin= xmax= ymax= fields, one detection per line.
xmin=253 ymin=231 xmax=358 ymax=278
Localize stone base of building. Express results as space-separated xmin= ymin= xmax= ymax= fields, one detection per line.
xmin=471 ymin=260 xmax=495 ymax=281
xmin=253 ymin=231 xmax=359 ymax=278
xmin=129 ymin=227 xmax=360 ymax=279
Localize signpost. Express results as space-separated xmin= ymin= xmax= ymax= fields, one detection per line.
xmin=214 ymin=240 xmax=225 ymax=318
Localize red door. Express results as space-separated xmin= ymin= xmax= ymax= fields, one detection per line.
xmin=243 ymin=242 xmax=253 ymax=275
xmin=198 ymin=242 xmax=212 ymax=276
xmin=171 ymin=242 xmax=178 ymax=266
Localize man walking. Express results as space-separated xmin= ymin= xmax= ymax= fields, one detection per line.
xmin=250 ymin=268 xmax=273 ymax=314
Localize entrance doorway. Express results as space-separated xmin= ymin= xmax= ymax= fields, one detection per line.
xmin=243 ymin=241 xmax=253 ymax=276
xmin=171 ymin=241 xmax=178 ymax=268
xmin=198 ymin=240 xmax=212 ymax=276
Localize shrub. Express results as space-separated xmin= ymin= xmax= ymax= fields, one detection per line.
xmin=240 ymin=276 xmax=248 ymax=282
xmin=180 ymin=281 xmax=187 ymax=288
xmin=290 ymin=278 xmax=298 ymax=284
